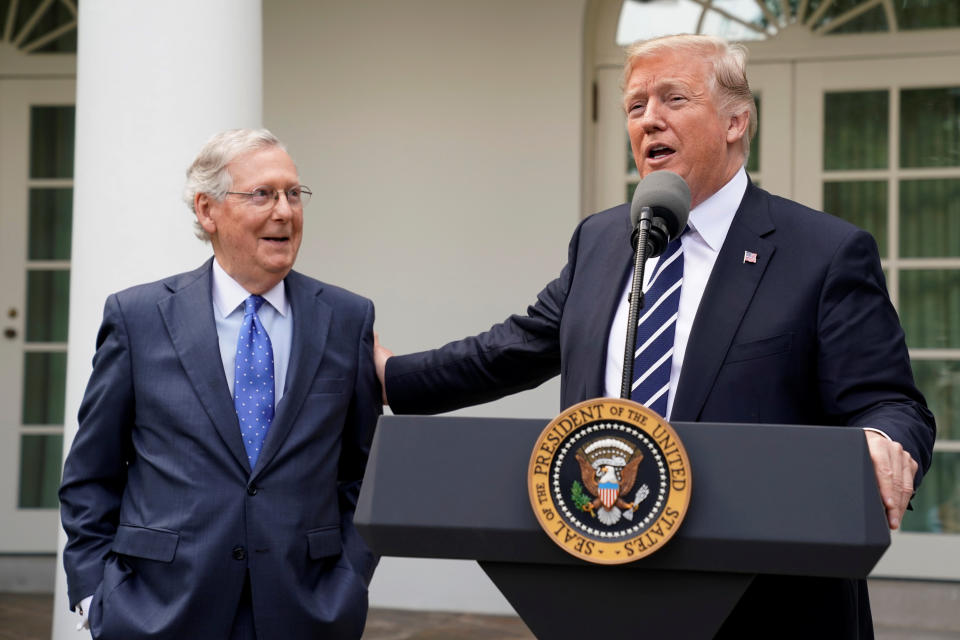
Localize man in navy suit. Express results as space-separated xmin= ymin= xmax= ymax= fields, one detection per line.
xmin=375 ymin=35 xmax=935 ymax=638
xmin=60 ymin=129 xmax=380 ymax=639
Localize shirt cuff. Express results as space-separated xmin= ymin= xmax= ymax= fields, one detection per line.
xmin=862 ymin=426 xmax=892 ymax=441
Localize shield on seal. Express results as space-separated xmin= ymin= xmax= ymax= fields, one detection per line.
xmin=598 ymin=481 xmax=618 ymax=509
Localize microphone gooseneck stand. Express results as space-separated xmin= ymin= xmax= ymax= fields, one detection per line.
xmin=620 ymin=206 xmax=653 ymax=400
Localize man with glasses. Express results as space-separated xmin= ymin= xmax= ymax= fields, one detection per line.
xmin=60 ymin=129 xmax=381 ymax=640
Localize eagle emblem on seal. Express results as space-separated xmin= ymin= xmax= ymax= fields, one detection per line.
xmin=574 ymin=438 xmax=650 ymax=526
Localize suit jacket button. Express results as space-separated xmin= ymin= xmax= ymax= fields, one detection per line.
xmin=247 ymin=484 xmax=258 ymax=496
xmin=232 ymin=546 xmax=246 ymax=561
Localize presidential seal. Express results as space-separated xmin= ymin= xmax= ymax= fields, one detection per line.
xmin=527 ymin=398 xmax=691 ymax=564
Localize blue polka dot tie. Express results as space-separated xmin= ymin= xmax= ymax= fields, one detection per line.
xmin=631 ymin=233 xmax=684 ymax=417
xmin=234 ymin=295 xmax=275 ymax=468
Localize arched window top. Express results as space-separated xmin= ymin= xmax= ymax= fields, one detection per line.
xmin=1 ymin=0 xmax=78 ymax=54
xmin=617 ymin=0 xmax=960 ymax=45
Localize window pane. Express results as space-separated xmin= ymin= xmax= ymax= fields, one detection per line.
xmin=12 ymin=0 xmax=38 ymax=34
xmin=900 ymin=179 xmax=960 ymax=258
xmin=27 ymin=0 xmax=77 ymax=54
xmin=895 ymin=0 xmax=960 ymax=30
xmin=823 ymin=91 xmax=888 ymax=170
xmin=823 ymin=180 xmax=887 ymax=257
xmin=18 ymin=434 xmax=63 ymax=509
xmin=912 ymin=360 xmax=960 ymax=441
xmin=30 ymin=106 xmax=75 ymax=179
xmin=29 ymin=188 xmax=73 ymax=260
xmin=626 ymin=181 xmax=637 ymax=204
xmin=900 ymin=88 xmax=960 ymax=169
xmin=13 ymin=0 xmax=76 ymax=52
xmin=627 ymin=136 xmax=637 ymax=176
xmin=31 ymin=28 xmax=77 ymax=53
xmin=899 ymin=270 xmax=960 ymax=349
xmin=901 ymin=452 xmax=960 ymax=534
xmin=26 ymin=270 xmax=70 ymax=343
xmin=746 ymin=94 xmax=760 ymax=174
xmin=22 ymin=351 xmax=67 ymax=425
xmin=616 ymin=0 xmax=705 ymax=45
xmin=816 ymin=2 xmax=888 ymax=34
xmin=699 ymin=6 xmax=768 ymax=42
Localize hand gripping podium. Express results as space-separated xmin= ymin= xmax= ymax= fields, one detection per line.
xmin=355 ymin=415 xmax=890 ymax=638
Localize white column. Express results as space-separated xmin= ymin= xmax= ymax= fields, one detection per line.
xmin=53 ymin=2 xmax=262 ymax=637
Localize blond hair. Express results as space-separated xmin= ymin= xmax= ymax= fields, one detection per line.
xmin=623 ymin=34 xmax=757 ymax=160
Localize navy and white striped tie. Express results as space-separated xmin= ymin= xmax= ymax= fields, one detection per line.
xmin=631 ymin=234 xmax=684 ymax=417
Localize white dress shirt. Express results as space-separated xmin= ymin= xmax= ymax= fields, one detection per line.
xmin=604 ymin=167 xmax=748 ymax=419
xmin=211 ymin=259 xmax=293 ymax=402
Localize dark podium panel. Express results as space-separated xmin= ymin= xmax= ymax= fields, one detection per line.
xmin=355 ymin=416 xmax=890 ymax=638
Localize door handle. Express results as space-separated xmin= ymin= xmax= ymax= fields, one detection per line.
xmin=5 ymin=308 xmax=18 ymax=339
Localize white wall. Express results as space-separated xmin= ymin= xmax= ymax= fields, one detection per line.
xmin=264 ymin=0 xmax=588 ymax=613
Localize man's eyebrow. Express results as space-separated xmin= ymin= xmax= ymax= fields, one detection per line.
xmin=656 ymin=79 xmax=692 ymax=93
xmin=625 ymin=79 xmax=692 ymax=100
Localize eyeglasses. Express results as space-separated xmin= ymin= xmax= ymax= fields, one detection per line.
xmin=225 ymin=185 xmax=313 ymax=209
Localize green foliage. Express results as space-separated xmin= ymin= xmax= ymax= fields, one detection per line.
xmin=571 ymin=480 xmax=591 ymax=510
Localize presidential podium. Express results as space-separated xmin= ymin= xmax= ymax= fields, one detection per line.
xmin=354 ymin=415 xmax=890 ymax=638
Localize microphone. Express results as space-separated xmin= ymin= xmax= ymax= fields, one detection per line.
xmin=629 ymin=171 xmax=691 ymax=258
xmin=620 ymin=171 xmax=691 ymax=400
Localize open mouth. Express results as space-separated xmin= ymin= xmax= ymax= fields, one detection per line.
xmin=647 ymin=144 xmax=675 ymax=160
xmin=262 ymin=236 xmax=289 ymax=244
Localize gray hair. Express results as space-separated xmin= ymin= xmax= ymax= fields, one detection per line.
xmin=622 ymin=34 xmax=758 ymax=162
xmin=184 ymin=128 xmax=286 ymax=241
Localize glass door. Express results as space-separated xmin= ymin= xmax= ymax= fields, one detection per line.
xmin=795 ymin=55 xmax=960 ymax=578
xmin=0 ymin=78 xmax=75 ymax=552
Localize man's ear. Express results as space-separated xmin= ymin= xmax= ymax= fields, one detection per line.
xmin=195 ymin=193 xmax=217 ymax=235
xmin=726 ymin=108 xmax=750 ymax=146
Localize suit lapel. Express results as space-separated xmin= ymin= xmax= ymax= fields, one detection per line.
xmin=671 ymin=183 xmax=776 ymax=421
xmin=586 ymin=208 xmax=636 ymax=399
xmin=158 ymin=259 xmax=251 ymax=472
xmin=251 ymin=271 xmax=332 ymax=476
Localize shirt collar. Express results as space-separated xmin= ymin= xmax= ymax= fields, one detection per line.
xmin=211 ymin=258 xmax=288 ymax=318
xmin=686 ymin=166 xmax=748 ymax=252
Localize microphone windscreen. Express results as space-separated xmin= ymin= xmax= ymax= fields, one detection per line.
xmin=629 ymin=171 xmax=692 ymax=241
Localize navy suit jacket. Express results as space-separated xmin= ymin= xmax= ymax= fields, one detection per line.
xmin=60 ymin=259 xmax=381 ymax=640
xmin=386 ymin=182 xmax=935 ymax=637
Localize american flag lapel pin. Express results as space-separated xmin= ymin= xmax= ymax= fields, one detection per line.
xmin=743 ymin=250 xmax=758 ymax=264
